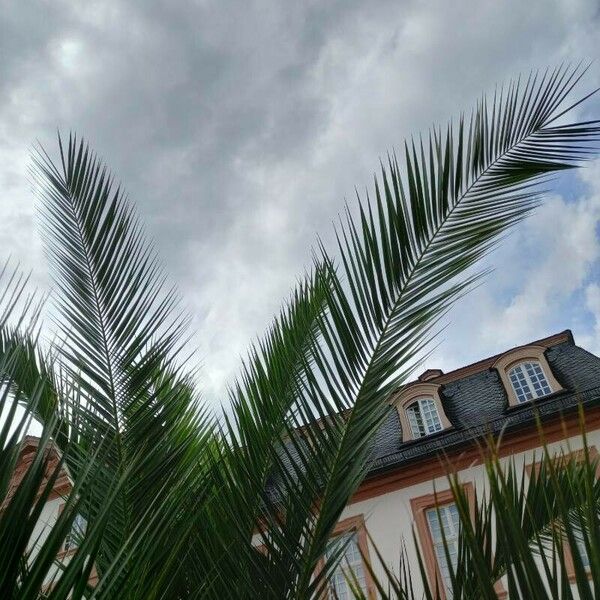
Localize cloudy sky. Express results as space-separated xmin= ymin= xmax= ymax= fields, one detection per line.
xmin=2 ymin=0 xmax=600 ymax=404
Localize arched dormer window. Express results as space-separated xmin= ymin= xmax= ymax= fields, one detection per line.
xmin=492 ymin=345 xmax=563 ymax=407
xmin=392 ymin=383 xmax=452 ymax=442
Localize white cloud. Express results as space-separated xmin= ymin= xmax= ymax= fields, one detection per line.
xmin=425 ymin=161 xmax=600 ymax=375
xmin=581 ymin=283 xmax=600 ymax=355
xmin=488 ymin=190 xmax=600 ymax=341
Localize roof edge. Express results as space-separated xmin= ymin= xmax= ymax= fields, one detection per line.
xmin=405 ymin=329 xmax=574 ymax=388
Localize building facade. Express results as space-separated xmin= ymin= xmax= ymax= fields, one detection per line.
xmin=320 ymin=330 xmax=600 ymax=599
xmin=2 ymin=435 xmax=88 ymax=593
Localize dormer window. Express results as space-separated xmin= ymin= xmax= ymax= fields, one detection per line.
xmin=508 ymin=362 xmax=552 ymax=403
xmin=392 ymin=382 xmax=452 ymax=442
xmin=492 ymin=345 xmax=563 ymax=407
xmin=406 ymin=398 xmax=443 ymax=438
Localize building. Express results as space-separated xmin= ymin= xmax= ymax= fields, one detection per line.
xmin=2 ymin=435 xmax=93 ymax=594
xmin=8 ymin=329 xmax=600 ymax=597
xmin=317 ymin=329 xmax=600 ymax=599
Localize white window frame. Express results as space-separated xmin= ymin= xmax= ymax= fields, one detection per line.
xmin=507 ymin=361 xmax=552 ymax=403
xmin=406 ymin=397 xmax=443 ymax=439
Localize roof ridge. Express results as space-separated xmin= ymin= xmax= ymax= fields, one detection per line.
xmin=411 ymin=329 xmax=573 ymax=386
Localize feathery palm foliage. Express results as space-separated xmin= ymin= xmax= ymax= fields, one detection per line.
xmin=0 ymin=64 xmax=599 ymax=598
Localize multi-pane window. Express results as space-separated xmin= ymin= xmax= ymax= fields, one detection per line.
xmin=406 ymin=398 xmax=443 ymax=439
xmin=325 ymin=531 xmax=367 ymax=600
xmin=426 ymin=503 xmax=460 ymax=595
xmin=64 ymin=513 xmax=87 ymax=552
xmin=508 ymin=362 xmax=552 ymax=403
xmin=574 ymin=529 xmax=591 ymax=570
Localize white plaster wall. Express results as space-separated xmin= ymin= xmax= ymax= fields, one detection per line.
xmin=27 ymin=496 xmax=69 ymax=589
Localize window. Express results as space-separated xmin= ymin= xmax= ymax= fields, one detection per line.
xmin=411 ymin=484 xmax=501 ymax=600
xmin=63 ymin=513 xmax=87 ymax=553
xmin=426 ymin=503 xmax=460 ymax=595
xmin=492 ymin=345 xmax=562 ymax=407
xmin=326 ymin=531 xmax=368 ymax=600
xmin=508 ymin=362 xmax=552 ymax=403
xmin=316 ymin=516 xmax=374 ymax=599
xmin=406 ymin=398 xmax=443 ymax=439
xmin=412 ymin=486 xmax=507 ymax=599
xmin=393 ymin=382 xmax=451 ymax=442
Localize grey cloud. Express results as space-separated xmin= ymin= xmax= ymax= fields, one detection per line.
xmin=2 ymin=0 xmax=600 ymax=402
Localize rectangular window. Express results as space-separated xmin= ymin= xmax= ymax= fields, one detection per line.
xmin=318 ymin=515 xmax=374 ymax=600
xmin=425 ymin=503 xmax=460 ymax=593
xmin=326 ymin=531 xmax=367 ymax=600
xmin=410 ymin=484 xmax=498 ymax=600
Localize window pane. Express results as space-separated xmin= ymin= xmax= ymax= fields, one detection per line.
xmin=406 ymin=398 xmax=442 ymax=439
xmin=524 ymin=362 xmax=552 ymax=396
xmin=509 ymin=365 xmax=533 ymax=403
xmin=419 ymin=398 xmax=442 ymax=434
xmin=407 ymin=403 xmax=426 ymax=438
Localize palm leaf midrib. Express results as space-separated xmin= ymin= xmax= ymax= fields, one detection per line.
xmin=61 ymin=173 xmax=125 ymax=477
xmin=355 ymin=110 xmax=553 ymax=399
xmin=313 ymin=102 xmax=558 ymax=545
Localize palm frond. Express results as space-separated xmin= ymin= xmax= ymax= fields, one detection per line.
xmin=30 ymin=135 xmax=213 ymax=593
xmin=9 ymin=65 xmax=600 ymax=599
xmin=274 ymin=65 xmax=600 ymax=595
xmin=0 ymin=265 xmax=114 ymax=600
xmin=193 ymin=65 xmax=600 ymax=598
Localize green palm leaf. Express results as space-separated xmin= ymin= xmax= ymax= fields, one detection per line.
xmin=303 ymin=66 xmax=597 ymax=596
xmin=192 ymin=65 xmax=600 ymax=598
xmin=0 ymin=265 xmax=115 ymax=600
xmin=29 ymin=136 xmax=213 ymax=593
xmin=301 ymin=66 xmax=600 ymax=587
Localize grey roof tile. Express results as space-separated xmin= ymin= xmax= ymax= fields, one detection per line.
xmin=265 ymin=333 xmax=600 ymax=500
xmin=365 ymin=338 xmax=600 ymax=476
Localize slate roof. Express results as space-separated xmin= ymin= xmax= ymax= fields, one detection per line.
xmin=366 ymin=330 xmax=600 ymax=477
xmin=264 ymin=330 xmax=600 ymax=504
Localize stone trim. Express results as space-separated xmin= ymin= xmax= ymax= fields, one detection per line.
xmin=410 ymin=483 xmax=506 ymax=599
xmin=315 ymin=514 xmax=376 ymax=600
xmin=410 ymin=483 xmax=474 ymax=600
